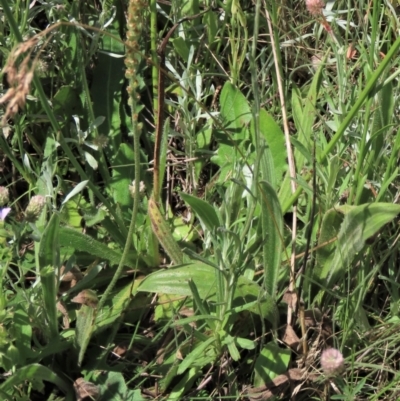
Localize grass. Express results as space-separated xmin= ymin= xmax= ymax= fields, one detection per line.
xmin=0 ymin=0 xmax=400 ymax=400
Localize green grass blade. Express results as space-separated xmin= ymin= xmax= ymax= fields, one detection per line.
xmin=319 ymin=36 xmax=400 ymax=163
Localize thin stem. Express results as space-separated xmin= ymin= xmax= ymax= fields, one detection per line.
xmin=265 ymin=3 xmax=297 ymax=325
xmin=150 ymin=0 xmax=158 ymax=122
xmin=96 ymin=122 xmax=141 ymax=313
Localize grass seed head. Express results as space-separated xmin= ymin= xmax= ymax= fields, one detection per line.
xmin=0 ymin=38 xmax=38 ymax=126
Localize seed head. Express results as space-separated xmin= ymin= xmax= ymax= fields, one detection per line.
xmin=25 ymin=195 xmax=46 ymax=222
xmin=0 ymin=187 xmax=10 ymax=206
xmin=129 ymin=180 xmax=145 ymax=199
xmin=321 ymin=348 xmax=345 ymax=376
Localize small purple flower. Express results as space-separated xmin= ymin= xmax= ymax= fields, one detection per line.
xmin=321 ymin=348 xmax=345 ymax=375
xmin=0 ymin=208 xmax=11 ymax=221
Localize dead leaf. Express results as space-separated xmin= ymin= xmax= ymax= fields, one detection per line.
xmin=282 ymin=324 xmax=300 ymax=351
xmin=71 ymin=290 xmax=98 ymax=308
xmin=245 ymin=368 xmax=318 ymax=400
xmin=304 ymin=308 xmax=323 ymax=328
xmin=346 ymin=43 xmax=357 ymax=60
xmin=73 ymin=377 xmax=100 ymax=401
xmin=59 ymin=265 xmax=83 ymax=293
xmin=282 ymin=290 xmax=297 ymax=310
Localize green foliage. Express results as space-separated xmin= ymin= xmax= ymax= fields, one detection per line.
xmin=1 ymin=0 xmax=400 ymax=399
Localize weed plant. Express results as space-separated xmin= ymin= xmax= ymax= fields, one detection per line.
xmin=0 ymin=0 xmax=400 ymax=400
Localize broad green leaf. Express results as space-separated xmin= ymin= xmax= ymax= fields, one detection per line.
xmin=84 ymin=151 xmax=98 ymax=170
xmin=53 ymin=85 xmax=84 ymax=121
xmin=110 ymin=144 xmax=135 ymax=210
xmin=91 ymin=27 xmax=125 ymax=155
xmin=195 ymin=124 xmax=212 ymax=181
xmin=0 ymin=364 xmax=73 ymax=400
xmin=138 ymin=262 xmax=277 ymax=323
xmin=257 ymin=109 xmax=287 ymax=189
xmin=60 ymin=199 xmax=82 ymax=229
xmin=39 ymin=213 xmax=60 ymax=270
xmin=180 ymin=192 xmax=220 ymax=233
xmin=381 ymin=126 xmax=400 ymax=201
xmin=172 ymin=37 xmax=190 ymax=61
xmin=312 ymin=208 xmax=344 ymax=285
xmin=76 ymin=304 xmax=95 ymax=366
xmin=170 ymin=367 xmax=201 ymax=401
xmin=59 ymin=227 xmax=138 ymax=267
xmin=158 ymin=117 xmax=170 ymax=198
xmin=138 ymin=262 xmax=216 ymax=297
xmin=171 ymin=215 xmax=198 ymax=242
xmin=92 ymin=371 xmax=131 ymax=400
xmin=259 ymin=181 xmax=283 ymax=296
xmin=13 ymin=306 xmax=34 ymax=362
xmin=236 ymin=336 xmax=255 ymax=350
xmin=212 ymin=82 xmax=251 ymax=181
xmin=253 ymin=342 xmax=291 ymax=387
xmin=321 ymin=203 xmax=400 ymax=287
xmin=94 ymin=282 xmax=149 ymax=334
xmin=148 ymin=197 xmax=184 ymax=265
xmin=219 ymin=81 xmax=251 ymax=137
xmin=203 ymin=10 xmax=218 ymax=46
xmin=182 ymin=0 xmax=200 ymax=15
xmin=221 ymin=331 xmax=240 ymax=361
xmin=62 ymin=180 xmax=89 ymax=205
xmin=40 ymin=266 xmax=59 ymax=340
xmin=177 ymin=337 xmax=215 ymax=375
xmin=187 ymin=279 xmax=214 ymax=330
xmin=279 ymin=66 xmax=323 ymax=206
xmin=159 ymin=357 xmax=180 ymax=392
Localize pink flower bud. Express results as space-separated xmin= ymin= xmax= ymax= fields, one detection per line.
xmin=306 ymin=0 xmax=325 ymax=16
xmin=321 ymin=348 xmax=344 ymax=375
